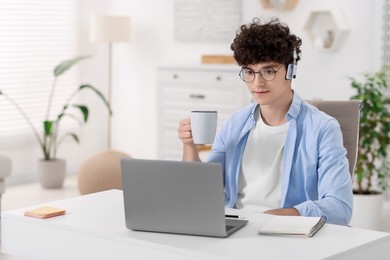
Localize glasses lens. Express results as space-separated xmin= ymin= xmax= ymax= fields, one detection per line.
xmin=240 ymin=68 xmax=255 ymax=82
xmin=239 ymin=66 xmax=281 ymax=82
xmin=260 ymin=67 xmax=276 ymax=81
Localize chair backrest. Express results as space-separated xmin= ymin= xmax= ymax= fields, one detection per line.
xmin=306 ymin=100 xmax=362 ymax=177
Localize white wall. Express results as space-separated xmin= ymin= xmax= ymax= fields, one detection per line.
xmin=1 ymin=0 xmax=385 ymax=184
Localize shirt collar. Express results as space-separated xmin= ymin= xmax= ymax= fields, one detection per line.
xmin=249 ymin=91 xmax=303 ymax=123
xmin=286 ymin=91 xmax=303 ymax=121
xmin=249 ymin=103 xmax=258 ymax=125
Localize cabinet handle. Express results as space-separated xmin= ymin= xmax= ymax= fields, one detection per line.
xmin=216 ymin=76 xmax=222 ymax=81
xmin=189 ymin=94 xmax=206 ymax=99
xmin=173 ymin=74 xmax=178 ymax=79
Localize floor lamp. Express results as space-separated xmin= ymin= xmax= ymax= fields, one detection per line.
xmin=89 ymin=15 xmax=130 ymax=150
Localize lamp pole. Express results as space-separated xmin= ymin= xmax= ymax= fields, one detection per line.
xmin=107 ymin=42 xmax=113 ymax=150
xmin=89 ymin=15 xmax=130 ymax=151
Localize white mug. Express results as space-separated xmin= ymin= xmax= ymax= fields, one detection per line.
xmin=190 ymin=111 xmax=218 ymax=144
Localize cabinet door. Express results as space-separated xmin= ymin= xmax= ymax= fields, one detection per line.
xmin=157 ymin=67 xmax=251 ymax=160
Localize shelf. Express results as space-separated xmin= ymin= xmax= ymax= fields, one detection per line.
xmin=260 ymin=0 xmax=299 ymax=11
xmin=303 ymin=9 xmax=350 ymax=52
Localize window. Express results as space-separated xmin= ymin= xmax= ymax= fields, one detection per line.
xmin=0 ymin=0 xmax=79 ymax=145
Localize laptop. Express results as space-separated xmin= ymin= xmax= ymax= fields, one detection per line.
xmin=120 ymin=158 xmax=248 ymax=238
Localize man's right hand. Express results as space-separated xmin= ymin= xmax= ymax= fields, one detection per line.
xmin=178 ymin=118 xmax=194 ymax=144
xmin=178 ymin=117 xmax=201 ymax=161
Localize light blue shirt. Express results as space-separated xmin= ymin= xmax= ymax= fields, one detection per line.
xmin=207 ymin=92 xmax=353 ymax=225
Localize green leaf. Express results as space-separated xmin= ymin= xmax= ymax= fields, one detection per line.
xmin=68 ymin=133 xmax=80 ymax=144
xmin=61 ymin=132 xmax=80 ymax=144
xmin=79 ymin=84 xmax=112 ymax=115
xmin=72 ymin=105 xmax=89 ymax=122
xmin=349 ymin=65 xmax=390 ymax=192
xmin=43 ymin=120 xmax=54 ymax=137
xmin=54 ymin=55 xmax=91 ymax=77
xmin=57 ymin=113 xmax=64 ymax=120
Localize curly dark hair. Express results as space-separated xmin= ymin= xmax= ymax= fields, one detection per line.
xmin=231 ymin=17 xmax=302 ymax=66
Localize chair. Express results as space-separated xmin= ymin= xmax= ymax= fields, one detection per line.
xmin=306 ymin=100 xmax=362 ymax=177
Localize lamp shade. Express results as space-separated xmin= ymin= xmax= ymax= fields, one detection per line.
xmin=89 ymin=16 xmax=130 ymax=43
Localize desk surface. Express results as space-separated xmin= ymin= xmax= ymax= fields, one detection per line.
xmin=2 ymin=190 xmax=390 ymax=260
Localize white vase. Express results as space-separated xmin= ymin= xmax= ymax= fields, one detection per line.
xmin=349 ymin=193 xmax=384 ymax=230
xmin=38 ymin=159 xmax=66 ymax=189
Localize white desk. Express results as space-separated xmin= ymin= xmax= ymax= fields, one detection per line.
xmin=2 ymin=190 xmax=390 ymax=260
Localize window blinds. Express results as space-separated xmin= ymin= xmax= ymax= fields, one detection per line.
xmin=0 ymin=0 xmax=79 ymax=141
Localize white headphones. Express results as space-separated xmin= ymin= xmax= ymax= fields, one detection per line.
xmin=286 ymin=49 xmax=298 ymax=80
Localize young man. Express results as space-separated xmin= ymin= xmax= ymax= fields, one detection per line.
xmin=178 ymin=18 xmax=353 ymax=225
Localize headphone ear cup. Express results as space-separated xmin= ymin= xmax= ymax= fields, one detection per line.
xmin=286 ymin=63 xmax=297 ymax=80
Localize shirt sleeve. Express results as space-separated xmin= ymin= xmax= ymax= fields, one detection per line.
xmin=294 ymin=118 xmax=353 ymax=225
xmin=207 ymin=120 xmax=227 ymax=166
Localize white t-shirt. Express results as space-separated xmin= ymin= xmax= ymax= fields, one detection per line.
xmin=236 ymin=109 xmax=288 ymax=211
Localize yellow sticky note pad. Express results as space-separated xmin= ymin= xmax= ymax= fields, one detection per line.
xmin=24 ymin=206 xmax=66 ymax=219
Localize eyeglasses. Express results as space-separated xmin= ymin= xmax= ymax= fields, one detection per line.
xmin=239 ymin=65 xmax=284 ymax=82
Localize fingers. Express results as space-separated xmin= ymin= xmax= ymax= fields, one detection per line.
xmin=178 ymin=117 xmax=194 ymax=144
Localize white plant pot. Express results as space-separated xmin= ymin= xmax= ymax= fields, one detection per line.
xmin=349 ymin=193 xmax=383 ymax=230
xmin=38 ymin=159 xmax=66 ymax=189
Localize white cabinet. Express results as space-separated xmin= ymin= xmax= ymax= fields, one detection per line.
xmin=157 ymin=64 xmax=251 ymax=160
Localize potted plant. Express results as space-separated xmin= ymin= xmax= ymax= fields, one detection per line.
xmin=0 ymin=56 xmax=112 ymax=188
xmin=348 ymin=66 xmax=390 ymax=229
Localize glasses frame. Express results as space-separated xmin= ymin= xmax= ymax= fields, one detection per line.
xmin=239 ymin=64 xmax=284 ymax=82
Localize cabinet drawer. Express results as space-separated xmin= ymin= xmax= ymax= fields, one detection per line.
xmin=160 ymin=108 xmax=234 ymax=127
xmin=161 ymin=84 xmax=245 ymax=106
xmin=158 ymin=69 xmax=241 ymax=85
xmin=161 ymin=129 xmax=183 ymax=150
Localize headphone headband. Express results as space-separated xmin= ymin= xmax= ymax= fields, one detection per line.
xmin=286 ymin=48 xmax=297 ymax=80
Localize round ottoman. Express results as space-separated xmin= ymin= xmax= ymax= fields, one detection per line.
xmin=78 ymin=150 xmax=131 ymax=195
